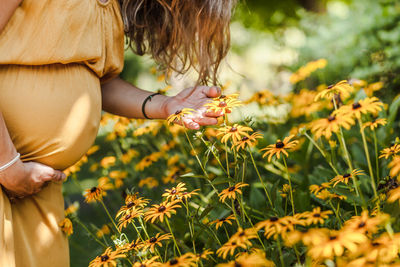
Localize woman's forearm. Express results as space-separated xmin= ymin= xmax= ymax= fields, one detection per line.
xmin=0 ymin=112 xmax=18 ymax=165
xmin=0 ymin=0 xmax=22 ymax=33
xmin=100 ymin=77 xmax=171 ymax=119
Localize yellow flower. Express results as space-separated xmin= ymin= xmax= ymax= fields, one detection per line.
xmin=315 ymin=80 xmax=354 ymax=101
xmin=216 ymin=251 xmax=275 ymax=267
xmin=161 ymin=253 xmax=197 ymax=267
xmin=162 ymin=182 xmax=187 ymax=201
xmin=132 ymin=256 xmax=161 ymax=267
xmin=255 ymin=216 xmax=293 ymax=239
xmin=228 ymin=227 xmax=258 ymax=248
xmin=290 ymin=59 xmax=328 ymax=84
xmin=232 ymin=132 xmax=263 ymax=151
xmin=310 ymin=114 xmax=355 ymax=140
xmin=204 ymin=94 xmax=242 ymax=114
xmin=387 ymin=186 xmax=400 ymax=203
xmin=245 ymin=90 xmax=278 ymax=106
xmin=388 ymin=155 xmax=400 ymax=177
xmin=309 ymin=183 xmax=331 ymax=194
xmin=116 ymin=193 xmax=148 ymax=219
xmin=342 ymin=211 xmax=389 ymax=235
xmin=100 ymin=156 xmax=116 ymax=169
xmin=362 ymin=118 xmax=387 ymax=131
xmin=364 ymin=81 xmax=384 ymax=97
xmin=96 ymin=225 xmax=110 ymax=238
xmin=144 ymin=233 xmax=172 ymax=253
xmin=121 ymin=148 xmax=139 ymax=164
xmin=333 ymin=97 xmax=384 ymax=120
xmin=379 ymin=144 xmax=400 ymax=159
xmin=301 ymin=207 xmax=332 ymax=225
xmin=139 ymin=177 xmax=159 ymax=189
xmin=89 ymin=247 xmax=126 ymax=267
xmin=166 ymin=108 xmax=195 ymax=125
xmin=315 ymin=189 xmax=346 ymax=201
xmin=279 ymin=184 xmax=292 ymax=198
xmin=64 ymin=202 xmax=79 ymax=216
xmin=83 ymin=177 xmax=114 ymax=203
xmin=305 ymin=228 xmax=367 ymax=260
xmin=144 ymin=200 xmax=181 ymax=223
xmin=218 ymin=182 xmax=249 ymax=203
xmin=217 ymin=124 xmax=253 ymax=144
xmin=59 ymin=218 xmax=73 ymax=236
xmin=135 ymin=152 xmax=163 ymax=171
xmin=329 ymin=169 xmax=364 ymax=187
xmin=117 ymin=209 xmax=142 ymax=231
xmin=289 ymin=89 xmax=328 ymax=118
xmin=210 ymin=214 xmax=236 ymax=230
xmin=261 ymin=135 xmax=299 ymax=162
xmin=216 ymin=241 xmax=239 ymax=259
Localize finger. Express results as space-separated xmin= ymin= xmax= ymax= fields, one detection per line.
xmin=204 ymin=110 xmax=224 ymax=117
xmin=52 ymin=171 xmax=66 ymax=181
xmin=182 ymin=117 xmax=200 ymax=130
xmin=202 ymin=86 xmax=221 ymax=98
xmin=193 ymin=117 xmax=218 ymax=126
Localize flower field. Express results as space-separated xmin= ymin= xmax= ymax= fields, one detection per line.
xmin=61 ymin=56 xmax=400 ymax=266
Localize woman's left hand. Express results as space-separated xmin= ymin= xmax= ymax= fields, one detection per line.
xmin=162 ymin=86 xmax=224 ymax=130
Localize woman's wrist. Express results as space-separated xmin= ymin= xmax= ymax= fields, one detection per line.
xmin=144 ymin=94 xmax=171 ymax=120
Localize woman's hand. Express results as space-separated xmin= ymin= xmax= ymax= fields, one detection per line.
xmin=0 ymin=159 xmax=66 ymax=202
xmin=161 ymin=85 xmax=223 ymax=130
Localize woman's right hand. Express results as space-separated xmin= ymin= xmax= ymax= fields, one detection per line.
xmin=0 ymin=159 xmax=66 ymax=202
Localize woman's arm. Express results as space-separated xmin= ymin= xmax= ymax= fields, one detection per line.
xmin=101 ymin=77 xmax=222 ymax=129
xmin=0 ymin=0 xmax=22 ymax=33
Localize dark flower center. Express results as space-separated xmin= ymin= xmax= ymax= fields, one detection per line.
xmin=343 ymin=173 xmax=351 ymax=178
xmin=229 ymin=127 xmax=237 ymax=132
xmin=234 ymin=262 xmax=242 ymax=267
xmin=140 ymin=264 xmax=146 ymax=267
xmin=313 ymin=213 xmax=321 ymax=218
xmin=125 ymin=214 xmax=132 ymax=220
xmin=328 ymin=115 xmax=336 ymax=122
xmin=169 ymin=259 xmax=178 ymax=265
xmin=158 ymin=205 xmax=166 ymax=212
xmin=329 ymin=236 xmax=337 ymax=241
xmin=352 ymin=102 xmax=361 ymax=109
xmin=232 ymin=242 xmax=237 ymax=245
xmin=327 ymin=84 xmax=334 ymax=89
xmin=171 ymin=189 xmax=177 ymax=194
xmin=101 ymin=255 xmax=109 ymax=262
xmin=358 ymin=222 xmax=366 ymax=228
xmin=219 ymin=218 xmax=226 ymax=222
xmin=228 ymin=186 xmax=236 ymax=192
xmin=219 ymin=101 xmax=227 ymax=107
xmin=149 ymin=237 xmax=157 ymax=243
xmin=239 ymin=231 xmax=245 ymax=237
xmin=126 ymin=201 xmax=135 ymax=208
xmin=372 ymin=242 xmax=380 ymax=247
xmin=90 ymin=187 xmax=98 ymax=193
xmin=241 ymin=136 xmax=249 ymax=141
xmin=175 ymin=110 xmax=182 ymax=115
xmin=270 ymin=217 xmax=279 ymax=222
xmin=220 ymin=95 xmax=226 ymax=99
xmin=275 ymin=141 xmax=285 ymax=148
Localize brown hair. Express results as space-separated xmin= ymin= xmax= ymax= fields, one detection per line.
xmin=119 ymin=0 xmax=236 ymax=85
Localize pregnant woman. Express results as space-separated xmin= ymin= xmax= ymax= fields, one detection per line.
xmin=0 ymin=0 xmax=235 ymax=266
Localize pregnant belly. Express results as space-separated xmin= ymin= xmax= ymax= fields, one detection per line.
xmin=0 ymin=64 xmax=102 ymax=170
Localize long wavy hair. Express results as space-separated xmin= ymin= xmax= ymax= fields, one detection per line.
xmin=119 ymin=0 xmax=236 ymax=85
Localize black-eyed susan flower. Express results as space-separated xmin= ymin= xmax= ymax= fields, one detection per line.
xmin=96 ymin=225 xmax=110 ymax=238
xmin=245 ymin=90 xmax=278 ymax=106
xmin=315 ymin=189 xmax=346 ymax=201
xmin=228 ymin=227 xmax=258 ymax=247
xmin=330 ymin=169 xmax=364 ymax=187
xmin=89 ymin=247 xmax=126 ymax=267
xmin=144 ymin=233 xmax=172 ymax=253
xmin=59 ymin=218 xmax=73 ymax=236
xmin=218 ymin=182 xmax=249 ymax=203
xmin=100 ymin=156 xmax=116 ymax=169
xmin=217 ymin=124 xmax=253 ymax=144
xmin=205 ymin=94 xmax=242 ymax=114
xmin=216 ymin=241 xmax=239 ymax=259
xmin=315 ymin=80 xmax=354 ymax=101
xmin=302 ymin=207 xmax=332 ymax=225
xmin=117 ymin=209 xmax=141 ymax=231
xmin=162 ymin=182 xmax=187 ymax=201
xmin=334 ymin=97 xmax=384 ymax=120
xmin=64 ymin=202 xmax=79 ymax=216
xmin=379 ymin=144 xmax=400 ymax=159
xmin=289 ymin=89 xmax=328 ymax=118
xmin=305 ymin=228 xmax=367 ymax=260
xmin=309 ymin=183 xmax=331 ymax=194
xmin=232 ymin=132 xmax=263 ymax=151
xmin=132 ymin=256 xmax=161 ymax=267
xmin=139 ymin=177 xmax=159 ymax=189
xmin=343 ymin=211 xmax=389 ymax=235
xmin=210 ymin=214 xmax=236 ymax=230
xmin=388 ymin=156 xmax=400 ymax=177
xmin=162 ymin=253 xmax=198 ymax=267
xmin=179 ymin=190 xmax=199 ymax=202
xmin=216 ymin=251 xmax=275 ymax=267
xmin=135 ymin=152 xmax=163 ymax=171
xmin=108 ymin=170 xmax=128 ymax=188
xmin=166 ymin=108 xmax=195 ymax=125
xmin=117 ymin=238 xmax=145 ymax=254
xmin=116 ymin=193 xmax=148 ymax=219
xmin=192 ymin=249 xmax=213 ymax=261
xmin=261 ymin=135 xmax=299 ymax=162
xmin=279 ymin=184 xmax=293 ymax=198
xmin=144 ymin=200 xmax=181 ymax=223
xmin=290 ymin=59 xmax=328 ymax=84
xmin=387 ymin=186 xmax=400 ymax=203
xmin=255 ymin=216 xmax=292 ymax=239
xmin=83 ymin=177 xmax=114 ymax=203
xmin=310 ymin=114 xmax=355 ymax=140
xmin=362 ymin=118 xmax=387 ymax=131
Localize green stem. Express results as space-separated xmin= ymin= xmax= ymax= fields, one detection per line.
xmin=165 ymin=218 xmax=182 ymax=256
xmin=185 ymin=203 xmax=197 ymax=255
xmin=328 ymin=200 xmax=343 ymax=227
xmin=373 ymin=131 xmax=380 ymax=183
xmin=282 ymin=157 xmax=295 ymax=215
xmin=276 ymin=237 xmax=285 ymax=267
xmin=223 ymin=224 xmax=230 ymax=241
xmin=249 ymin=149 xmax=274 ymax=207
xmin=74 ymin=217 xmax=107 ymax=248
xmin=100 ymin=200 xmax=120 ymax=234
xmin=200 ymin=137 xmax=227 ymax=175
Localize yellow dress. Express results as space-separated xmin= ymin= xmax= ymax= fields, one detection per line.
xmin=0 ymin=0 xmax=124 ymax=266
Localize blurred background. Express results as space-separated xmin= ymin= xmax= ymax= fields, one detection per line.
xmin=68 ymin=0 xmax=400 ymax=265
